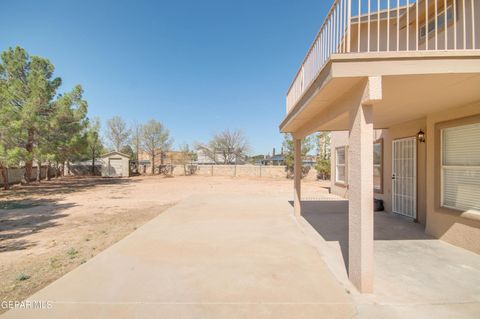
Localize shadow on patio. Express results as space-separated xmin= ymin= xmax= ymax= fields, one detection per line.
xmin=299 ymin=200 xmax=432 ymax=269
xmin=296 ymin=199 xmax=480 ymax=312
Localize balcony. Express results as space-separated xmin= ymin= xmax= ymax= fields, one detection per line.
xmin=286 ymin=0 xmax=479 ymax=114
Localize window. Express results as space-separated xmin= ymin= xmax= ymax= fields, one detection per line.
xmin=419 ymin=4 xmax=454 ymax=40
xmin=441 ymin=123 xmax=480 ymax=211
xmin=335 ymin=146 xmax=347 ymax=185
xmin=373 ymin=139 xmax=383 ymax=193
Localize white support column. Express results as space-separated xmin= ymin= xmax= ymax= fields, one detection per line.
xmin=347 ymin=78 xmax=378 ymax=293
xmin=294 ymin=138 xmax=302 ymax=217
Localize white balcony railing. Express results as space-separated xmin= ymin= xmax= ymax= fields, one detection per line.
xmin=286 ymin=0 xmax=479 ymax=113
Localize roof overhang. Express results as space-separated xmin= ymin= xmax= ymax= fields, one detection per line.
xmin=100 ymin=151 xmax=131 ymax=159
xmin=280 ymin=51 xmax=480 ymax=137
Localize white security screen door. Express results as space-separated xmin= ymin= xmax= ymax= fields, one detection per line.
xmin=392 ymin=137 xmax=417 ymax=219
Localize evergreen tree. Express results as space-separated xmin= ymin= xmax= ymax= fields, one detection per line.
xmin=85 ymin=118 xmax=104 ymax=175
xmin=0 ymin=46 xmax=89 ymax=185
xmin=282 ymin=134 xmax=313 ymax=169
xmin=50 ymin=85 xmax=88 ymax=174
xmin=0 ymin=47 xmax=61 ymax=183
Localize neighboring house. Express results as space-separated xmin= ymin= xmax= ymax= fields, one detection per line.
xmin=302 ymin=155 xmax=317 ymax=167
xmin=100 ymin=151 xmax=131 ymax=177
xmin=138 ymin=150 xmax=164 ymax=168
xmin=279 ymin=0 xmax=479 ymax=293
xmin=260 ymin=147 xmax=285 ymax=165
xmin=195 ymin=149 xmax=216 ymax=165
xmin=137 ymin=150 xmax=182 ymax=174
xmin=195 ymin=149 xmax=246 ymax=165
xmin=261 ymin=154 xmax=285 ymax=165
xmin=164 ymin=151 xmax=189 ymax=165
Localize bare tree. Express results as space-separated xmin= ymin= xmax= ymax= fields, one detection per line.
xmin=316 ymin=131 xmax=331 ymax=160
xmin=131 ymin=121 xmax=141 ymax=161
xmin=282 ymin=133 xmax=314 ymax=179
xmin=141 ymin=119 xmax=172 ymax=175
xmin=106 ymin=116 xmax=131 ymax=151
xmin=315 ymin=131 xmax=331 ymax=180
xmin=196 ymin=129 xmax=249 ymax=164
xmin=179 ymin=143 xmax=196 ymax=175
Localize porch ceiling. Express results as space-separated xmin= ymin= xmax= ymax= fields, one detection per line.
xmin=280 ymin=53 xmax=480 ymax=137
xmin=374 ymin=73 xmax=480 ymax=128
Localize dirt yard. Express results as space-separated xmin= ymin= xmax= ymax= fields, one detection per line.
xmin=0 ymin=175 xmax=329 ymax=310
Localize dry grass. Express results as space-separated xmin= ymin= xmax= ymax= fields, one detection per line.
xmin=0 ymin=177 xmax=171 ymax=310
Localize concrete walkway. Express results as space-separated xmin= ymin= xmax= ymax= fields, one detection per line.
xmin=2 ymin=194 xmax=355 ymax=319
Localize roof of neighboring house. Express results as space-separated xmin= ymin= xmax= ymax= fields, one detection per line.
xmin=263 ymin=154 xmax=284 ymax=161
xmin=100 ymin=151 xmax=131 ymax=159
xmin=270 ymin=154 xmax=284 ymax=161
xmin=351 ymin=5 xmax=410 ymax=24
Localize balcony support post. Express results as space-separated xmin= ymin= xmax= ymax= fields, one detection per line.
xmin=348 ymin=76 xmax=382 ymax=293
xmin=294 ymin=137 xmax=302 ymax=217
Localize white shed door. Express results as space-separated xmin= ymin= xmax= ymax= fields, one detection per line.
xmin=392 ymin=137 xmax=417 ymax=219
xmin=108 ymin=158 xmax=122 ymax=177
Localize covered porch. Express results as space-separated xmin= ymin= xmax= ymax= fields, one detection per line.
xmin=280 ymin=0 xmax=480 ymax=294
xmin=281 ymin=62 xmax=480 ymax=292
xmin=297 ymin=199 xmax=480 ymax=317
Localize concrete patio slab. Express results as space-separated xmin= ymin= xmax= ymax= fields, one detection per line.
xmin=2 ymin=194 xmax=355 ymax=319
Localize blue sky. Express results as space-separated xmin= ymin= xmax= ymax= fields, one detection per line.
xmin=0 ymin=0 xmax=331 ymax=154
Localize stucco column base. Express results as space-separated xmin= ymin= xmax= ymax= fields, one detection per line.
xmin=348 ymin=100 xmax=374 ymax=293
xmin=294 ymin=138 xmax=302 ymax=217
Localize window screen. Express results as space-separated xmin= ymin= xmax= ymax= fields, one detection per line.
xmin=441 ymin=123 xmax=480 ymax=211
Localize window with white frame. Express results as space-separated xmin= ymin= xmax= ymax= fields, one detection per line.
xmin=335 ymin=146 xmax=347 ymax=184
xmin=373 ymin=140 xmax=383 ymax=193
xmin=419 ymin=4 xmax=454 ymax=40
xmin=441 ymin=123 xmax=480 ymax=211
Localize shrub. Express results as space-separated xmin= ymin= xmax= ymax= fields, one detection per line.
xmin=16 ymin=273 xmax=30 ymax=281
xmin=315 ymin=158 xmax=331 ymax=180
xmin=67 ymin=248 xmax=79 ymax=259
xmin=286 ymin=165 xmax=311 ymax=179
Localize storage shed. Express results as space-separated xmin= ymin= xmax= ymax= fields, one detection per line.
xmin=100 ymin=151 xmax=131 ymax=177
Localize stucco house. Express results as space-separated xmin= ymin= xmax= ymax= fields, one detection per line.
xmin=279 ymin=0 xmax=479 ymax=293
xmin=195 ymin=149 xmax=246 ymax=165
xmin=137 ymin=150 xmax=186 ymax=174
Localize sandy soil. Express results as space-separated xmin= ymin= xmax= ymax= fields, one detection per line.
xmin=0 ymin=175 xmax=329 ymax=309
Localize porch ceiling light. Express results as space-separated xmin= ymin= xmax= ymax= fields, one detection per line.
xmin=417 ymin=130 xmax=426 ymax=143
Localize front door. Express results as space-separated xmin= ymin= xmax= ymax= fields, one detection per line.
xmin=392 ymin=137 xmax=417 ymax=219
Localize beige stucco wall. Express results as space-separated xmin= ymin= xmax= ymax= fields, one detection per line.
xmin=331 ymin=119 xmax=428 ymax=225
xmin=212 ymin=165 xmax=236 ymax=177
xmin=173 ymin=165 xmax=288 ymax=179
xmin=0 ymin=166 xmax=55 ymax=186
xmin=195 ymin=165 xmax=214 ymax=176
xmin=331 ymin=100 xmax=480 ymax=253
xmin=425 ymin=101 xmax=480 ymax=253
xmin=235 ymin=165 xmax=261 ymax=177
